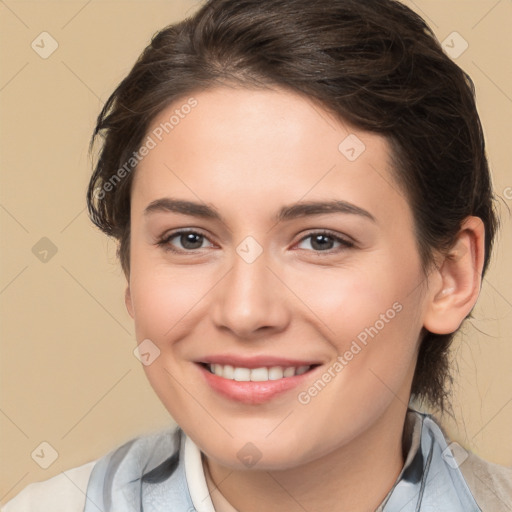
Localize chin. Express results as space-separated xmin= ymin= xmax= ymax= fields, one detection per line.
xmin=196 ymin=427 xmax=328 ymax=472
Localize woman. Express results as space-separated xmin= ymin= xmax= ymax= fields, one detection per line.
xmin=4 ymin=0 xmax=511 ymax=510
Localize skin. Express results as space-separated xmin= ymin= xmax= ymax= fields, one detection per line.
xmin=125 ymin=86 xmax=485 ymax=511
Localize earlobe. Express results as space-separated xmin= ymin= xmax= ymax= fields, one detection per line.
xmin=423 ymin=216 xmax=485 ymax=335
xmin=125 ymin=285 xmax=135 ymax=318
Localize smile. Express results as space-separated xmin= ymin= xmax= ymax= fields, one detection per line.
xmin=197 ymin=362 xmax=321 ymax=404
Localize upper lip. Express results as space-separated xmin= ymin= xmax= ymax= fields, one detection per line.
xmin=197 ymin=355 xmax=322 ymax=369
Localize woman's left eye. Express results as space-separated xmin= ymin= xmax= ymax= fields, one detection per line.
xmin=296 ymin=232 xmax=354 ymax=252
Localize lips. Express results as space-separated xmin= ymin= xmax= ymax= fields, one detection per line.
xmin=195 ymin=355 xmax=322 ymax=404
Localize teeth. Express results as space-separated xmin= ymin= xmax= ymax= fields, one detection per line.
xmin=283 ymin=367 xmax=296 ymax=378
xmin=221 ymin=364 xmax=234 ymax=379
xmin=296 ymin=365 xmax=309 ymax=375
xmin=250 ymin=367 xmax=269 ymax=381
xmin=268 ymin=367 xmax=284 ymax=380
xmin=207 ymin=364 xmax=311 ymax=381
xmin=233 ymin=367 xmax=251 ymax=381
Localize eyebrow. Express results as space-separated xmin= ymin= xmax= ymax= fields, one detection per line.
xmin=144 ymin=198 xmax=376 ymax=223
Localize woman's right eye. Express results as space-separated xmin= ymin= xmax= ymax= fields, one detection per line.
xmin=157 ymin=230 xmax=214 ymax=253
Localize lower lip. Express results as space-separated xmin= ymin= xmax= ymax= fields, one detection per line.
xmin=196 ymin=363 xmax=318 ymax=405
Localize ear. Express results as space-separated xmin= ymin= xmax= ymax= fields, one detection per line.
xmin=423 ymin=216 xmax=486 ymax=334
xmin=125 ymin=285 xmax=135 ymax=319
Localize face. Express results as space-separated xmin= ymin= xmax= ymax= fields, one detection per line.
xmin=126 ymin=86 xmax=431 ymax=470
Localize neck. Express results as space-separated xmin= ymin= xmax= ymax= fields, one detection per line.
xmin=204 ymin=403 xmax=410 ymax=512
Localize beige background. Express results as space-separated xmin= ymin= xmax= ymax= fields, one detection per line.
xmin=0 ymin=0 xmax=511 ymax=503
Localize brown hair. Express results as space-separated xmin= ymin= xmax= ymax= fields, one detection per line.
xmin=87 ymin=0 xmax=498 ymax=413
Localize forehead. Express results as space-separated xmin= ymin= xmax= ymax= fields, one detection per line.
xmin=131 ymin=86 xmax=409 ymax=227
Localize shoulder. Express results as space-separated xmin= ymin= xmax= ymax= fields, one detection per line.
xmin=1 ymin=460 xmax=96 ymax=512
xmin=409 ymin=409 xmax=512 ymax=510
xmin=427 ymin=412 xmax=512 ymax=509
xmin=458 ymin=449 xmax=512 ymax=511
xmin=1 ymin=426 xmax=182 ymax=512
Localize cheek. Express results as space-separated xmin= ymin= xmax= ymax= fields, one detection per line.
xmin=128 ymin=264 xmax=215 ymax=416
xmin=298 ymin=258 xmax=425 ymax=389
xmin=128 ymin=256 xmax=221 ymax=354
xmin=293 ymin=262 xmax=406 ymax=341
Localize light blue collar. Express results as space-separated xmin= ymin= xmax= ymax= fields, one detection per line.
xmin=381 ymin=413 xmax=481 ymax=511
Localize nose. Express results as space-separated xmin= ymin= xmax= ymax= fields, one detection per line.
xmin=210 ymin=248 xmax=291 ymax=340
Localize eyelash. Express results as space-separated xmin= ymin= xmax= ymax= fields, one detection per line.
xmin=156 ymin=229 xmax=355 ymax=255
